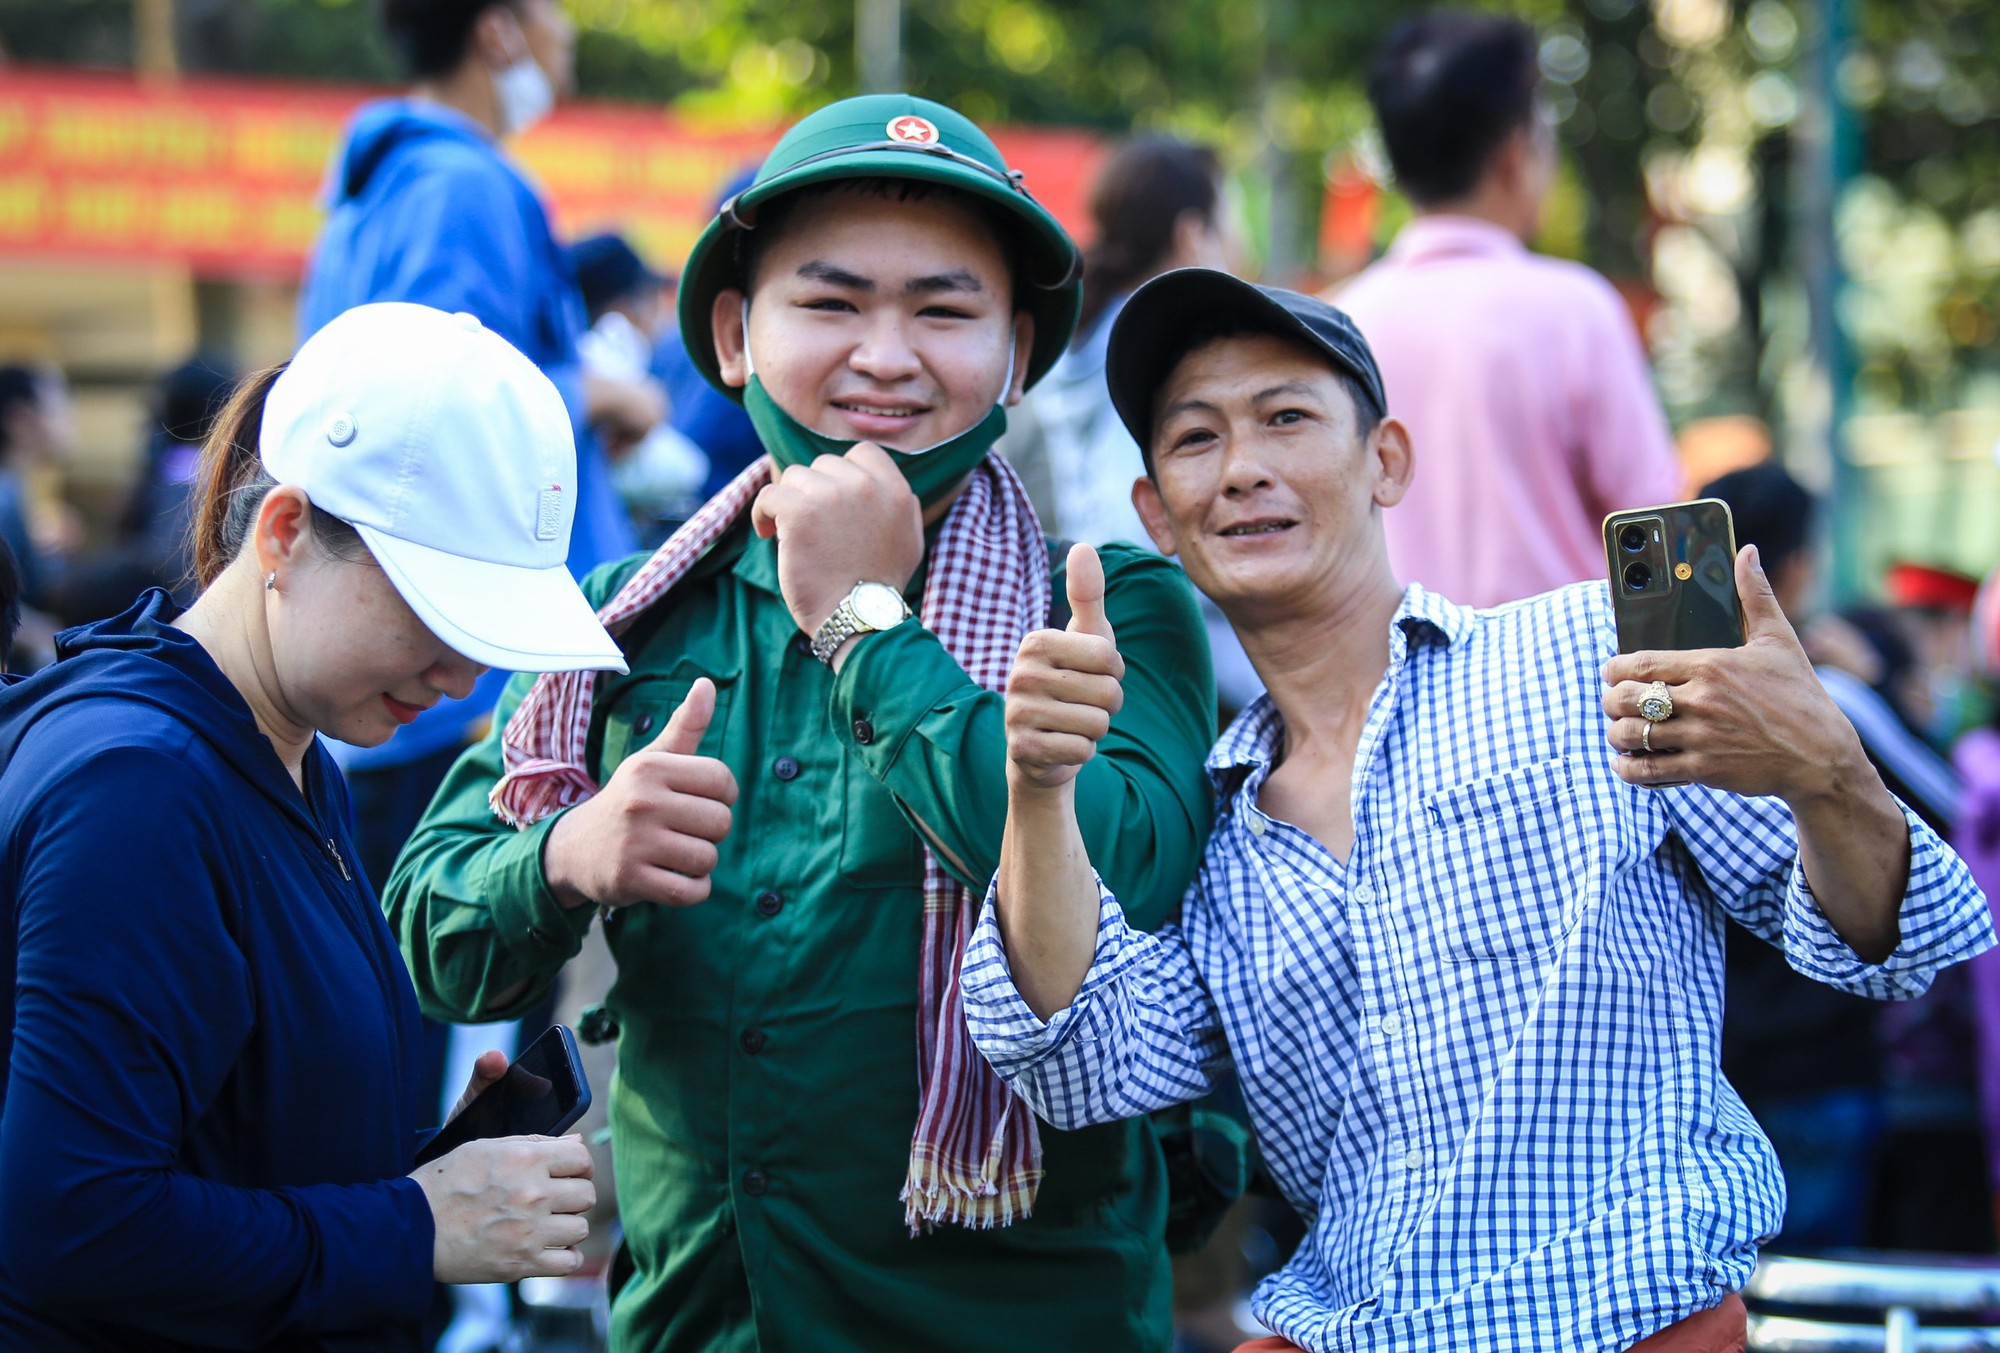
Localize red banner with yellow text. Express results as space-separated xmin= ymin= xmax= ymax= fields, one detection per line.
xmin=0 ymin=68 xmax=1103 ymax=281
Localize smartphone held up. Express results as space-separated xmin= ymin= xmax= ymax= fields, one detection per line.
xmin=1603 ymin=498 xmax=1747 ymax=656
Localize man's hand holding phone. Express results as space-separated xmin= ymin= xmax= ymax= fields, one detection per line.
xmin=1600 ymin=539 xmax=1908 ymax=963
xmin=1601 ymin=544 xmax=1867 ymax=801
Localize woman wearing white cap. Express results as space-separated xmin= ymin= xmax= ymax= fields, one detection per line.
xmin=0 ymin=302 xmax=647 ymax=1351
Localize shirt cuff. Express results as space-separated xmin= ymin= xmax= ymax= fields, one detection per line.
xmin=479 ymin=809 xmax=595 ymax=962
xmin=827 ymin=618 xmax=968 ymax=777
xmin=961 ymin=874 xmax=1138 ymax=1079
xmin=1782 ymin=802 xmax=1997 ymax=996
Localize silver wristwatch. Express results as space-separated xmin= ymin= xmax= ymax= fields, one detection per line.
xmin=810 ymin=582 xmax=912 ymax=665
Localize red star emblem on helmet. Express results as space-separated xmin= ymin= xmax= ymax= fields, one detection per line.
xmin=886 ymin=115 xmax=940 ymax=145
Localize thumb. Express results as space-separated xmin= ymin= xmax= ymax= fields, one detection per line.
xmin=470 ymin=1049 xmax=509 ymax=1086
xmin=1064 ymin=542 xmax=1114 ymax=643
xmin=1736 ymin=544 xmax=1791 ymax=643
xmin=652 ymin=677 xmax=716 ymax=755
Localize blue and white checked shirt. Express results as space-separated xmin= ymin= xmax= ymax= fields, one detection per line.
xmin=963 ymin=582 xmax=1993 ymax=1352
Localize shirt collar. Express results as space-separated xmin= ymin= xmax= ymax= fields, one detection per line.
xmin=1395 ymin=581 xmax=1474 ymax=653
xmin=731 ymin=527 xmax=781 ymax=596
xmin=1385 ymin=214 xmax=1527 ymax=266
xmin=1204 ymin=583 xmax=1473 ymax=791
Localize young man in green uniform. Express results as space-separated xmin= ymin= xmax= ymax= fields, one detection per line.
xmin=384 ymin=95 xmax=1215 ymax=1352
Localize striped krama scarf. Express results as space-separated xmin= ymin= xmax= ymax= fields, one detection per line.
xmin=491 ymin=451 xmax=1048 ymax=1231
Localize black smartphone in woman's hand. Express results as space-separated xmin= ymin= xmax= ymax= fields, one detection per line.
xmin=414 ymin=1024 xmax=591 ymax=1166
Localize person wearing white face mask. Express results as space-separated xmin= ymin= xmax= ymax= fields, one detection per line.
xmin=299 ymin=0 xmax=666 ymax=897
xmin=298 ymin=10 xmax=667 ymax=1344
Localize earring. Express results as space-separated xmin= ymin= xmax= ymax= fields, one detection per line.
xmin=264 ymin=571 xmax=277 ymax=591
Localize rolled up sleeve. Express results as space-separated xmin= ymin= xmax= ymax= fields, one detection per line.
xmin=1672 ymin=783 xmax=1994 ymax=999
xmin=961 ymin=874 xmax=1228 ymax=1129
xmin=1779 ymin=804 xmax=1995 ymax=998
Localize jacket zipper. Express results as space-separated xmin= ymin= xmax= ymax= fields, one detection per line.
xmin=300 ymin=802 xmax=408 ymax=1104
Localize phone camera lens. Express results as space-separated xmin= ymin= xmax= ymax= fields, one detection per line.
xmin=1619 ymin=524 xmax=1647 ymax=553
xmin=1623 ymin=561 xmax=1652 ymax=591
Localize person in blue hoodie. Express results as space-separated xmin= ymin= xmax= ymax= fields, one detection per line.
xmin=0 ymin=303 xmax=656 ymax=1351
xmin=297 ymin=0 xmax=664 ymax=892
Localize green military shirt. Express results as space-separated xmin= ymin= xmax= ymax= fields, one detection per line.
xmin=384 ymin=522 xmax=1214 ymax=1353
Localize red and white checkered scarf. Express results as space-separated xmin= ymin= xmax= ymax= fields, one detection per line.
xmin=492 ymin=451 xmax=1048 ymax=1232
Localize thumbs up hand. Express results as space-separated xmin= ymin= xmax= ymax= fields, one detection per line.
xmin=1600 ymin=544 xmax=1870 ymax=803
xmin=544 ymin=678 xmax=741 ymax=911
xmin=1004 ymin=543 xmax=1128 ymax=793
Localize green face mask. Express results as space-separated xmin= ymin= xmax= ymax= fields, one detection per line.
xmin=738 ymin=302 xmax=1013 ymax=507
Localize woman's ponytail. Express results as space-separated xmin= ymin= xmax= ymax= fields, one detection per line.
xmin=187 ymin=364 xmax=285 ymax=590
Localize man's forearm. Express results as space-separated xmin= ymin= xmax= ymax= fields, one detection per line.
xmin=997 ymin=774 xmax=1106 ymax=1020
xmin=1790 ymin=754 xmax=1910 ymax=965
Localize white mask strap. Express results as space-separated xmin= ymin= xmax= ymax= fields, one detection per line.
xmin=740 ymin=299 xmax=755 ymax=378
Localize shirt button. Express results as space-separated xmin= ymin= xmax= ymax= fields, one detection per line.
xmin=527 ymin=925 xmax=556 ymax=951
xmin=773 ymin=755 xmax=800 ymax=781
xmin=794 ymin=633 xmax=815 ymax=658
xmin=852 ymin=717 xmax=875 ymax=745
xmin=755 ymin=890 xmax=783 ymax=917
xmin=1246 ymin=815 xmax=1267 ymax=838
xmin=1352 ymin=881 xmax=1376 ymax=907
xmin=579 ymin=1004 xmax=621 ymax=1045
xmin=740 ymin=1027 xmax=767 ymax=1055
xmin=633 ymin=712 xmax=656 ymax=738
xmin=1380 ymin=1013 xmax=1403 ymax=1037
xmin=1403 ymin=1149 xmax=1423 ymax=1171
xmin=742 ymin=1168 xmax=770 ymax=1197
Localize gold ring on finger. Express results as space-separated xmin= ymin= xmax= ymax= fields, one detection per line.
xmin=1638 ymin=680 xmax=1674 ymax=723
xmin=1641 ymin=721 xmax=1653 ymax=754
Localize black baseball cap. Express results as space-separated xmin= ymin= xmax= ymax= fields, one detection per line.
xmin=1106 ymin=268 xmax=1389 ymax=452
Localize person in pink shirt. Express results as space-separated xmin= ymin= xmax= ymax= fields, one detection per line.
xmin=1334 ymin=11 xmax=1682 ymax=608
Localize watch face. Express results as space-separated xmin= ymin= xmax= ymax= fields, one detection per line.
xmin=851 ymin=583 xmax=907 ymax=630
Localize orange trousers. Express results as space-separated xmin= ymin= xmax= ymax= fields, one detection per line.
xmin=1230 ymin=1292 xmax=1748 ymax=1353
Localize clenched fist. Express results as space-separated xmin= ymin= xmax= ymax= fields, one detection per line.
xmin=1005 ymin=542 xmax=1125 ymax=793
xmin=750 ymin=443 xmax=924 ymax=643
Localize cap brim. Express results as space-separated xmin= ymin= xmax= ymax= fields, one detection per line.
xmin=357 ymin=524 xmax=629 ymax=675
xmin=1107 ymin=268 xmax=1347 ymax=453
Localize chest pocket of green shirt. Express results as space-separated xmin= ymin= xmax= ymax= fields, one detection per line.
xmin=840 ymin=752 xmax=926 ymax=890
xmin=596 ymin=659 xmax=741 ymax=776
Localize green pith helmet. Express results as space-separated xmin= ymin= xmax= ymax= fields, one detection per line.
xmin=676 ymin=93 xmax=1084 ymax=403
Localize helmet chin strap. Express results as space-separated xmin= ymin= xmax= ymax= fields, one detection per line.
xmin=740 ymin=299 xmax=1017 ymax=456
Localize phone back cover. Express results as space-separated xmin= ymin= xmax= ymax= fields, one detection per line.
xmin=1605 ymin=501 xmax=1746 ymax=653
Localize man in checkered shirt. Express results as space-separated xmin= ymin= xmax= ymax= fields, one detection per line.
xmin=961 ymin=269 xmax=1994 ymax=1353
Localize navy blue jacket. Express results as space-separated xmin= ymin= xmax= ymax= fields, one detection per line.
xmin=298 ymin=98 xmax=636 ymax=770
xmin=0 ymin=592 xmax=433 ymax=1351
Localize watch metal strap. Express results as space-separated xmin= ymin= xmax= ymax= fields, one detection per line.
xmin=810 ymin=598 xmax=864 ymax=665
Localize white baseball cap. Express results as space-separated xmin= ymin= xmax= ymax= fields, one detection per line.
xmin=262 ymin=302 xmax=628 ymax=674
